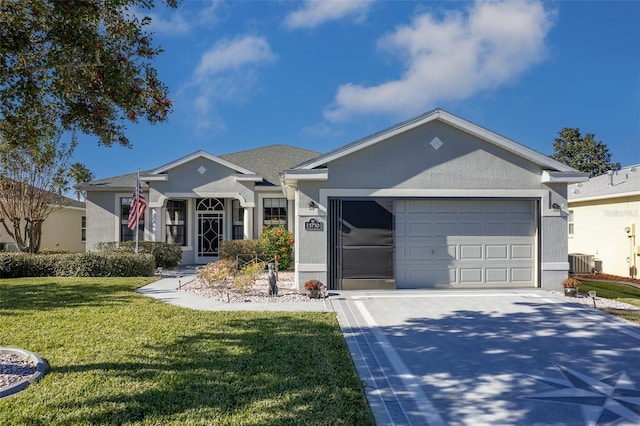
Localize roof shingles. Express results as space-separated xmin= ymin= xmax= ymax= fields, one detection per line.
xmin=78 ymin=145 xmax=321 ymax=190
xmin=568 ymin=164 xmax=640 ymax=201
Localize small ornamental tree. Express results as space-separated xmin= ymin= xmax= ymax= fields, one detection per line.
xmin=259 ymin=226 xmax=294 ymax=270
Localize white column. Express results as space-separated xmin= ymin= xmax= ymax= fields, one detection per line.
xmin=151 ymin=207 xmax=162 ymax=242
xmin=243 ymin=208 xmax=253 ymax=239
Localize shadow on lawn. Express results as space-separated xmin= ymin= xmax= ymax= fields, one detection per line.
xmin=0 ymin=280 xmax=135 ymax=314
xmin=46 ymin=315 xmax=371 ymax=425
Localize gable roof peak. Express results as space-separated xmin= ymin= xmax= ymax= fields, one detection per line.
xmin=295 ymin=108 xmax=576 ymax=173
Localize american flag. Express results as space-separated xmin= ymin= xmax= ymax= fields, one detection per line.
xmin=127 ymin=176 xmax=146 ymax=230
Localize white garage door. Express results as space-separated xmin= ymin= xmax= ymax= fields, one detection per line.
xmin=396 ymin=199 xmax=536 ymax=288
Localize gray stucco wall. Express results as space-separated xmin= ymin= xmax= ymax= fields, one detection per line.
xmin=294 ymin=121 xmax=569 ymax=290
xmin=85 ymin=191 xmax=121 ymax=251
xmin=150 ymin=158 xmax=255 ymax=207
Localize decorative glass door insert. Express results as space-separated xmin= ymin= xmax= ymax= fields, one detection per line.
xmin=196 ymin=198 xmax=224 ymax=260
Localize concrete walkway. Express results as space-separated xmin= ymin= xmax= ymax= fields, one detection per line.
xmin=136 ymin=268 xmax=334 ymax=312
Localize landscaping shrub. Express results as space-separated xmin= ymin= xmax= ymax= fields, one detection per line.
xmin=258 ymin=226 xmax=294 ymax=270
xmin=197 ymin=259 xmax=235 ymax=301
xmin=219 ymin=239 xmax=260 ymax=262
xmin=55 ymin=252 xmax=155 ymax=277
xmin=0 ymin=252 xmax=56 ymax=278
xmin=233 ymin=261 xmax=265 ymax=296
xmin=95 ymin=241 xmax=182 ymax=268
xmin=0 ymin=252 xmax=155 ymax=277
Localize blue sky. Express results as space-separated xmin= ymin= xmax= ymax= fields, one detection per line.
xmin=73 ymin=0 xmax=640 ymax=181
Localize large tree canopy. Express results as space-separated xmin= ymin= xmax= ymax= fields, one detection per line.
xmin=552 ymin=127 xmax=620 ymax=177
xmin=0 ymin=0 xmax=177 ymax=149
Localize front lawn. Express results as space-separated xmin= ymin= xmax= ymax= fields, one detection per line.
xmin=0 ymin=277 xmax=372 ymax=425
xmin=578 ymin=280 xmax=640 ymax=325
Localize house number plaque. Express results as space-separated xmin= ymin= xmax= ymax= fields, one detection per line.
xmin=304 ymin=218 xmax=323 ymax=231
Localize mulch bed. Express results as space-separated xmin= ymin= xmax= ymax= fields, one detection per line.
xmin=573 ymin=273 xmax=640 ymax=286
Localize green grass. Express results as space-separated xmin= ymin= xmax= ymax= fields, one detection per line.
xmin=579 ymin=280 xmax=640 ymax=325
xmin=0 ymin=277 xmax=373 ymax=425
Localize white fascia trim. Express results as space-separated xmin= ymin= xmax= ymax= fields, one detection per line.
xmin=298 ymin=113 xmax=439 ymax=169
xmin=161 ymin=192 xmax=255 ymax=208
xmin=58 ymin=205 xmax=86 ymax=211
xmin=568 ymin=191 xmax=640 ymax=203
xmin=541 ymin=170 xmax=589 ymax=183
xmin=235 ymin=174 xmax=263 ymax=182
xmin=140 ymin=175 xmax=168 ymax=182
xmin=438 ymin=111 xmax=576 ymax=172
xmin=298 ymin=109 xmax=575 ymax=172
xmin=253 ymin=186 xmax=284 ymax=192
xmin=319 ymin=188 xmax=546 ymax=203
xmin=150 ymin=150 xmax=257 ymax=175
xmin=281 ymin=170 xmax=328 ymax=181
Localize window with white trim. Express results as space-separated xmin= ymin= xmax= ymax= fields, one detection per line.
xmin=263 ymin=198 xmax=287 ymax=228
xmin=120 ymin=197 xmax=143 ymax=242
xmin=81 ymin=216 xmax=86 ymax=242
xmin=568 ymin=209 xmax=574 ymax=236
xmin=232 ymin=200 xmax=244 ymax=240
xmin=165 ymin=200 xmax=187 ymax=246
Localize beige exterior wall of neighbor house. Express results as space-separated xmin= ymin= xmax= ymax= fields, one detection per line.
xmin=568 ymin=196 xmax=640 ymax=278
xmin=0 ymin=205 xmax=86 ymax=253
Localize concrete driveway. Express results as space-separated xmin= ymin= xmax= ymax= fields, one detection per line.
xmin=332 ymin=289 xmax=640 ymax=426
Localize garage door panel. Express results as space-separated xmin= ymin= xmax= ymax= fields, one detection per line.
xmin=486 ymin=245 xmax=508 ymax=259
xmin=396 ymin=199 xmax=536 ymax=288
xmin=512 ymin=245 xmax=533 ymax=259
xmin=460 ymin=245 xmax=482 ymax=260
xmin=432 ymin=200 xmax=458 ymax=213
xmin=510 ymin=201 xmax=534 ymax=213
xmin=486 ymin=222 xmax=509 ymax=235
xmin=460 ymin=268 xmax=483 ymax=283
xmin=407 ymin=222 xmax=432 ymax=236
xmin=512 ymin=268 xmax=533 ymax=282
xmin=433 ymin=222 xmax=458 ymax=236
xmin=486 ymin=268 xmax=509 ymax=282
xmin=510 ymin=221 xmax=535 ymax=236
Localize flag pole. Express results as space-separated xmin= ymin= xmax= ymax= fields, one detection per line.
xmin=135 ymin=169 xmax=140 ymax=254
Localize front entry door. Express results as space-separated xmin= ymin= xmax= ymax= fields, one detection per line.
xmin=196 ymin=198 xmax=224 ymax=263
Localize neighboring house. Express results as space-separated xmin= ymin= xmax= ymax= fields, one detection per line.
xmin=79 ymin=109 xmax=587 ymax=291
xmin=568 ymin=165 xmax=640 ymax=278
xmin=0 ymin=197 xmax=86 ymax=253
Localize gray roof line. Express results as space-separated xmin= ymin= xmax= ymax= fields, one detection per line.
xmin=568 ymin=164 xmax=640 ymax=200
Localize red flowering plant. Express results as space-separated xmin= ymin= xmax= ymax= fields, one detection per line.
xmin=304 ymin=279 xmax=323 ymax=291
xmin=259 ymin=225 xmax=294 ymax=269
xmin=562 ymin=277 xmax=581 ymax=288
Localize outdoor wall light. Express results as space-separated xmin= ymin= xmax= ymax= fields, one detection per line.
xmin=552 ymin=203 xmax=561 ymax=209
xmin=308 ymin=201 xmax=317 ymax=209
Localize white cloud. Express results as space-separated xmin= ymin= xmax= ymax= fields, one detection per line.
xmin=324 ymin=0 xmax=553 ymax=121
xmin=133 ymin=0 xmax=220 ymax=36
xmin=284 ymin=0 xmax=373 ymax=30
xmin=195 ymin=36 xmax=276 ymax=78
xmin=183 ymin=35 xmax=276 ymax=132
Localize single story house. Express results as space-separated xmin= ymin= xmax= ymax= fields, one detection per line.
xmin=79 ymin=109 xmax=587 ymax=291
xmin=568 ymin=165 xmax=640 ymax=278
xmin=0 ymin=197 xmax=86 ymax=253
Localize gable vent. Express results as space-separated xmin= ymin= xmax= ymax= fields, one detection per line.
xmin=429 ymin=136 xmax=444 ymax=151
